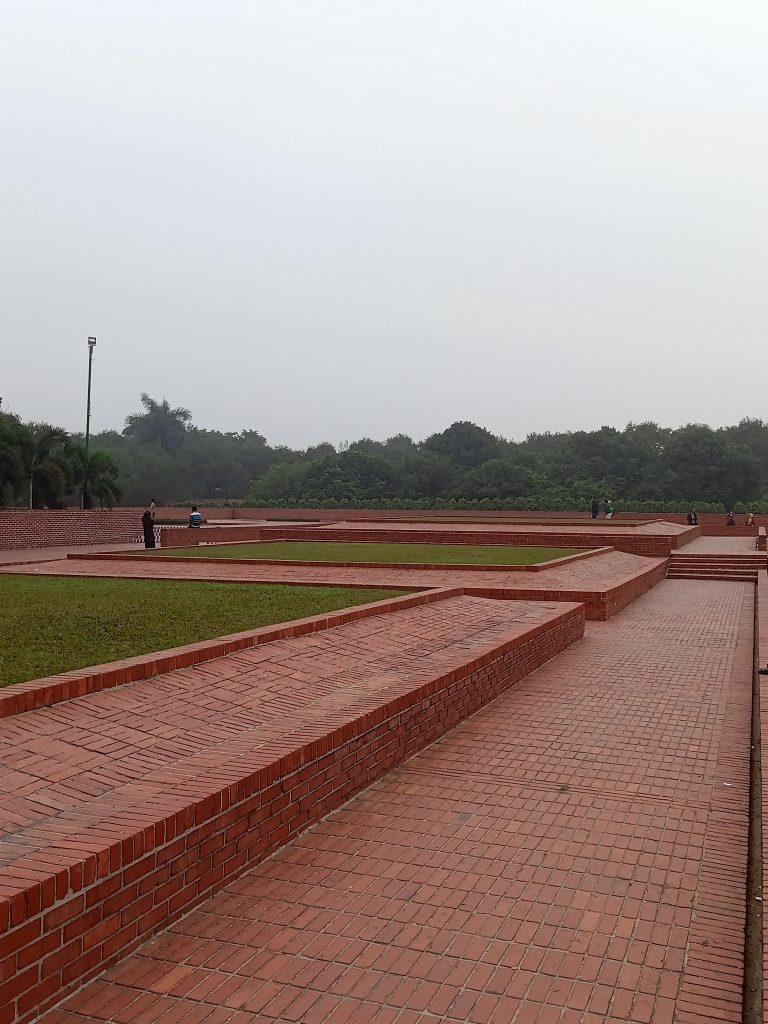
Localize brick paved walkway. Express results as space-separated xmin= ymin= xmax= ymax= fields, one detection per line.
xmin=0 ymin=550 xmax=665 ymax=620
xmin=38 ymin=580 xmax=754 ymax=1024
xmin=678 ymin=537 xmax=757 ymax=554
xmin=0 ymin=597 xmax=563 ymax=872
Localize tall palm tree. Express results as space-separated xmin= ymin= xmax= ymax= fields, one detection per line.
xmin=17 ymin=423 xmax=70 ymax=508
xmin=123 ymin=394 xmax=192 ymax=454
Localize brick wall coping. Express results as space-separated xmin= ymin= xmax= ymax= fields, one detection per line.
xmin=0 ymin=588 xmax=458 ymax=720
xmin=67 ymin=544 xmax=612 ymax=574
xmin=0 ymin=600 xmax=584 ymax=1024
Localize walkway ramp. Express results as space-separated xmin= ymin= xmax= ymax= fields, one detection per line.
xmin=31 ymin=579 xmax=755 ymax=1024
xmin=0 ymin=596 xmax=582 ymax=1024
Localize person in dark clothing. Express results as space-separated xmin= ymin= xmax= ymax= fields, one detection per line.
xmin=687 ymin=510 xmax=697 ymax=525
xmin=726 ymin=511 xmax=735 ymax=527
xmin=141 ymin=510 xmax=156 ymax=549
xmin=590 ymin=498 xmax=599 ymax=519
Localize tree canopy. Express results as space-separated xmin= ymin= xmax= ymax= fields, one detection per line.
xmin=3 ymin=398 xmax=767 ymax=513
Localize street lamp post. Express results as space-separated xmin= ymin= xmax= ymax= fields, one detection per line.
xmin=82 ymin=337 xmax=96 ymax=509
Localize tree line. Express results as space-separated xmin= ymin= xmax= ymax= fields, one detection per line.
xmin=0 ymin=414 xmax=120 ymax=508
xmin=2 ymin=395 xmax=767 ymax=513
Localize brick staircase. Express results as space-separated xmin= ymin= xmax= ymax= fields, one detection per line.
xmin=666 ymin=551 xmax=766 ymax=582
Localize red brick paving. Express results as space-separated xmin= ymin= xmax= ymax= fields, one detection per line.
xmin=0 ymin=597 xmax=584 ymax=1023
xmin=0 ymin=549 xmax=666 ymax=620
xmin=35 ymin=579 xmax=754 ymax=1024
xmin=0 ymin=597 xmax=564 ymax=871
xmin=679 ymin=536 xmax=758 ymax=554
xmin=320 ymin=520 xmax=690 ymax=537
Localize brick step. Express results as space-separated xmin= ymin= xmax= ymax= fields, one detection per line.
xmin=0 ymin=596 xmax=584 ymax=1024
xmin=667 ymin=571 xmax=758 ymax=581
xmin=669 ymin=555 xmax=765 ymax=563
xmin=667 ymin=563 xmax=759 ymax=572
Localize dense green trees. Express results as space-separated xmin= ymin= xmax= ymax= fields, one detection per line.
xmin=3 ymin=398 xmax=767 ymax=512
xmin=0 ymin=412 xmax=121 ymax=508
xmin=244 ymin=419 xmax=768 ymax=512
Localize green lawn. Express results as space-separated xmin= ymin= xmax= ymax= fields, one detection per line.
xmin=0 ymin=577 xmax=406 ymax=686
xmin=156 ymin=541 xmax=584 ymax=565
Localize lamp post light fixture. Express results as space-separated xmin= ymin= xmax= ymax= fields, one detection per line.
xmin=82 ymin=337 xmax=97 ymax=509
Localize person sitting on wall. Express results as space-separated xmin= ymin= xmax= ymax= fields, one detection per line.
xmin=189 ymin=505 xmax=203 ymax=528
xmin=726 ymin=511 xmax=735 ymax=527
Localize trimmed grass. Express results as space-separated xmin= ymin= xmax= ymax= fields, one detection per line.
xmin=156 ymin=541 xmax=586 ymax=565
xmin=0 ymin=576 xmax=406 ymax=686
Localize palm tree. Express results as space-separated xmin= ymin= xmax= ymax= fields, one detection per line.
xmin=123 ymin=394 xmax=192 ymax=454
xmin=76 ymin=449 xmax=122 ymax=508
xmin=17 ymin=423 xmax=70 ymax=508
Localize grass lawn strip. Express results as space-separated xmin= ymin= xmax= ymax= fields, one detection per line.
xmin=156 ymin=541 xmax=585 ymax=565
xmin=0 ymin=576 xmax=406 ymax=687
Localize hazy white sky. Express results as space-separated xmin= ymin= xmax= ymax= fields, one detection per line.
xmin=1 ymin=1 xmax=765 ymax=448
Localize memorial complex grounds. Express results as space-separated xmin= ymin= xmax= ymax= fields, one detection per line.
xmin=0 ymin=510 xmax=766 ymax=1024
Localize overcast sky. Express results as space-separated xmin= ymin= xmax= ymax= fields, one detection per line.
xmin=1 ymin=1 xmax=765 ymax=449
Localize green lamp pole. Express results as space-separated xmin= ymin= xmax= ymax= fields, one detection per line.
xmin=82 ymin=336 xmax=96 ymax=509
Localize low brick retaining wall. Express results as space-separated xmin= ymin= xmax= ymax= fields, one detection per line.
xmin=0 ymin=510 xmax=140 ymax=550
xmin=0 ymin=601 xmax=583 ymax=1024
xmin=270 ymin=525 xmax=683 ymax=557
xmin=158 ymin=523 xmax=685 ymax=557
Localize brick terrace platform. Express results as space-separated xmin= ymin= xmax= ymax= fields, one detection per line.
xmin=239 ymin=521 xmax=695 ymax=559
xmin=0 ymin=597 xmax=584 ymax=1023
xmin=0 ymin=549 xmax=667 ymax=621
xmin=32 ymin=579 xmax=755 ymax=1024
xmin=155 ymin=520 xmax=696 ymax=558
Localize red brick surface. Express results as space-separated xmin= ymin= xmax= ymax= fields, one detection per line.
xmin=0 ymin=598 xmax=583 ymax=1024
xmin=0 ymin=589 xmax=461 ymax=719
xmin=0 ymin=511 xmax=140 ymax=551
xmin=1 ymin=548 xmax=668 ymax=620
xmin=156 ymin=520 xmax=695 ymax=557
xmin=35 ymin=579 xmax=755 ymax=1024
xmin=157 ymin=524 xmax=696 ymax=557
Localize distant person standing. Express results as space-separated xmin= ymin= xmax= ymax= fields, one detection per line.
xmin=149 ymin=498 xmax=157 ymax=519
xmin=726 ymin=511 xmax=735 ymax=527
xmin=687 ymin=510 xmax=698 ymax=526
xmin=141 ymin=510 xmax=156 ymax=549
xmin=189 ymin=505 xmax=203 ymax=528
xmin=590 ymin=498 xmax=599 ymax=520
xmin=604 ymin=499 xmax=614 ymax=519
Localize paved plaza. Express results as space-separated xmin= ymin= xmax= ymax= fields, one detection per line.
xmin=0 ymin=525 xmax=765 ymax=1023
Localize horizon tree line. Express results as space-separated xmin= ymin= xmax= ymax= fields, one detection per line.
xmin=2 ymin=396 xmax=767 ymax=513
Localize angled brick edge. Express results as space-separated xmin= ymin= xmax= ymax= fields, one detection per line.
xmin=0 ymin=588 xmax=460 ymax=719
xmin=67 ymin=545 xmax=614 ymax=573
xmin=463 ymin=557 xmax=668 ymax=620
xmin=0 ymin=603 xmax=585 ymax=1024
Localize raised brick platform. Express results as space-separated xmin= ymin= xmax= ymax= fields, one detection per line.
xmin=158 ymin=519 xmax=695 ymax=557
xmin=33 ymin=579 xmax=756 ymax=1024
xmin=0 ymin=597 xmax=583 ymax=1024
xmin=1 ymin=548 xmax=668 ymax=620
